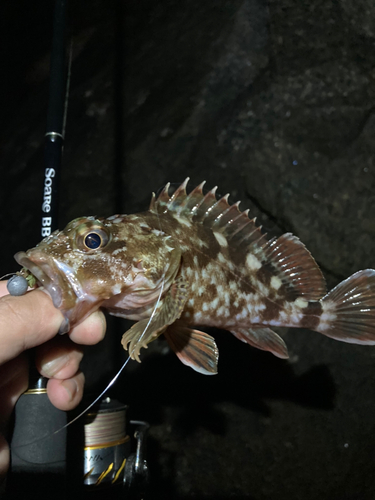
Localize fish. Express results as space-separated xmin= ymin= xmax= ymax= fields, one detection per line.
xmin=14 ymin=178 xmax=375 ymax=375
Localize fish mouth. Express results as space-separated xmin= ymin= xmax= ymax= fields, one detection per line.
xmin=14 ymin=251 xmax=64 ymax=309
xmin=14 ymin=251 xmax=99 ymax=334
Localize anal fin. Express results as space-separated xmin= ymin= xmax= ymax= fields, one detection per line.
xmin=164 ymin=321 xmax=219 ymax=375
xmin=231 ymin=327 xmax=289 ymax=359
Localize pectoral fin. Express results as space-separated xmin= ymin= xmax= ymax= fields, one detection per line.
xmin=231 ymin=327 xmax=289 ymax=359
xmin=164 ymin=321 xmax=219 ymax=375
xmin=121 ymin=275 xmax=189 ymax=362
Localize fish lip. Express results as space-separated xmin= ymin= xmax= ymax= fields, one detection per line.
xmin=14 ymin=251 xmax=63 ymax=308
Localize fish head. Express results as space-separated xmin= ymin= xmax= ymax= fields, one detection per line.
xmin=14 ymin=214 xmax=181 ymax=332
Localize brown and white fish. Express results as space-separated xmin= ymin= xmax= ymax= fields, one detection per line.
xmin=14 ymin=179 xmax=375 ymax=374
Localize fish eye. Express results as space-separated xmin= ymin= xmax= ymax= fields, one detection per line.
xmin=75 ymin=222 xmax=110 ymax=252
xmin=84 ymin=232 xmax=104 ymax=250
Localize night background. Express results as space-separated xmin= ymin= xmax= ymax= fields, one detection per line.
xmin=1 ymin=0 xmax=375 ymax=498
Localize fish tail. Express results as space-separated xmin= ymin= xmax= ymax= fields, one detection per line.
xmin=316 ymin=269 xmax=375 ymax=344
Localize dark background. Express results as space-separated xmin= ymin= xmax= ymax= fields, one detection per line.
xmin=1 ymin=0 xmax=375 ymax=498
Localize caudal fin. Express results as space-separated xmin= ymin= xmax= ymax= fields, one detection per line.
xmin=317 ymin=269 xmax=375 ymax=344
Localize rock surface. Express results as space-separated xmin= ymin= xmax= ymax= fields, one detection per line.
xmin=1 ymin=0 xmax=375 ymax=498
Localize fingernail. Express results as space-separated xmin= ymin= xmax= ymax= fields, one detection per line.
xmin=61 ymin=379 xmax=78 ymax=402
xmin=58 ymin=317 xmax=70 ymax=335
xmin=41 ymin=355 xmax=69 ymax=377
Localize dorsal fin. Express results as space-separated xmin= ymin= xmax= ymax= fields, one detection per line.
xmin=150 ymin=179 xmax=269 ymax=247
xmin=260 ymin=234 xmax=327 ymax=300
xmin=150 ymin=179 xmax=326 ymax=300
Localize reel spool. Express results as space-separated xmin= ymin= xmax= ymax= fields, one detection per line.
xmin=83 ymin=397 xmax=149 ymax=498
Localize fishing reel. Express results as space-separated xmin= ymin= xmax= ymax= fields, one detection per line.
xmin=8 ymin=388 xmax=149 ymax=500
xmin=83 ymin=397 xmax=149 ymax=499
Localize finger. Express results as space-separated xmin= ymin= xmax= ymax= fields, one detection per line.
xmin=0 ymin=288 xmax=64 ymax=365
xmin=47 ymin=371 xmax=85 ymax=411
xmin=0 ymin=282 xmax=9 ymax=299
xmin=36 ymin=336 xmax=84 ymax=380
xmin=69 ymin=310 xmax=106 ymax=345
xmin=0 ymin=280 xmax=106 ymax=339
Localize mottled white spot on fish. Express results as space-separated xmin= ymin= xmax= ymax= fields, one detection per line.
xmin=246 ymin=300 xmax=266 ymax=314
xmin=185 ymin=267 xmax=194 ymax=278
xmin=318 ymin=302 xmax=337 ymax=331
xmin=112 ymin=284 xmax=122 ymax=294
xmin=294 ymin=297 xmax=308 ymax=309
xmin=227 ymin=260 xmax=235 ymax=271
xmin=271 ymin=276 xmax=282 ymax=290
xmin=151 ymin=229 xmax=164 ymax=236
xmin=174 ymin=215 xmax=192 ymax=227
xmin=237 ymin=307 xmax=248 ymax=320
xmin=251 ymin=279 xmax=269 ymax=297
xmin=213 ymin=232 xmax=228 ymax=247
xmin=217 ymin=306 xmax=227 ymax=316
xmin=211 ymin=297 xmax=219 ymax=309
xmin=246 ymin=254 xmax=262 ymax=270
xmin=112 ymin=247 xmax=125 ymax=256
xmin=197 ymin=238 xmax=209 ymax=248
xmin=218 ymin=253 xmax=226 ymax=263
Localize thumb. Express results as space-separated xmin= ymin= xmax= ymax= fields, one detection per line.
xmin=0 ymin=284 xmax=64 ymax=365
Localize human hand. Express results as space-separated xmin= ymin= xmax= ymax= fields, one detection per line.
xmin=0 ymin=281 xmax=106 ymax=479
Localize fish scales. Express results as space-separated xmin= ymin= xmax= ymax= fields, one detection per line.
xmin=14 ymin=178 xmax=375 ymax=374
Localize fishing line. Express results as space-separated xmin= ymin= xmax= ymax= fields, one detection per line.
xmin=12 ymin=181 xmax=178 ymax=450
xmin=0 ymin=273 xmax=17 ymax=280
xmin=59 ymin=202 xmax=169 ymax=433
xmin=56 ymin=276 xmax=166 ymax=430
xmin=12 ymin=272 xmax=166 ymax=449
xmin=9 ymin=178 xmax=289 ymax=455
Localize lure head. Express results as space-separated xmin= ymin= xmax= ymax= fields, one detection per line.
xmin=15 ymin=214 xmax=181 ymax=332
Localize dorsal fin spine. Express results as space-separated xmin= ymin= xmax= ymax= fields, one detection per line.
xmin=203 ymin=193 xmax=231 ymax=225
xmin=227 ymin=210 xmax=251 ymax=239
xmin=168 ymin=177 xmax=190 ymax=214
xmin=149 ymin=192 xmax=156 ymax=212
xmin=212 ymin=201 xmax=242 ymax=231
xmin=156 ymin=182 xmax=171 ymax=213
xmin=194 ymin=187 xmax=218 ymax=221
xmin=188 ymin=181 xmax=207 ymax=215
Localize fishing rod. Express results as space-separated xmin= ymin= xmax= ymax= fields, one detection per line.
xmin=6 ymin=2 xmax=149 ymax=498
xmin=7 ymin=1 xmax=69 ymax=498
